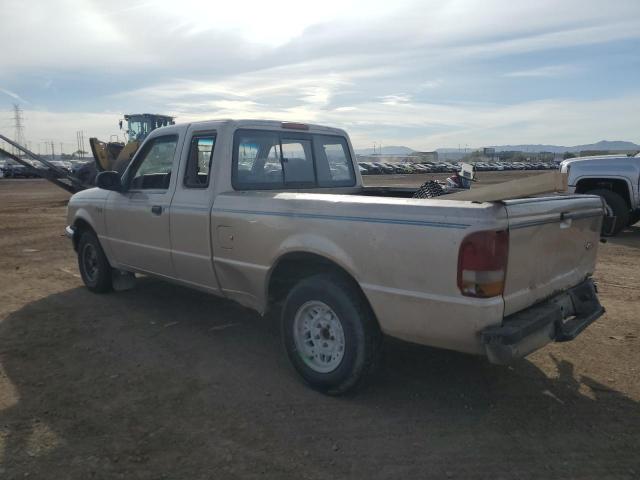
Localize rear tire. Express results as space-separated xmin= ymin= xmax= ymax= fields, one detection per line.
xmin=281 ymin=273 xmax=381 ymax=395
xmin=587 ymin=189 xmax=629 ymax=236
xmin=77 ymin=230 xmax=112 ymax=293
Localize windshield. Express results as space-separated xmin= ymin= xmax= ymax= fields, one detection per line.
xmin=127 ymin=119 xmax=153 ymax=142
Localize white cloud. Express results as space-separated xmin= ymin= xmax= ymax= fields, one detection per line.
xmin=3 ymin=0 xmax=639 ymax=74
xmin=504 ymin=65 xmax=581 ymax=78
xmin=1 ymin=0 xmax=640 ymax=152
xmin=9 ymin=93 xmax=638 ymax=153
xmin=380 ymin=94 xmax=412 ymax=105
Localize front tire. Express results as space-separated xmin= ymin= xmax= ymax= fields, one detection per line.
xmin=77 ymin=230 xmax=112 ymax=293
xmin=281 ymin=273 xmax=381 ymax=395
xmin=587 ymin=189 xmax=629 ymax=236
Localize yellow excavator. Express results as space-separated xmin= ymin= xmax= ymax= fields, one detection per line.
xmin=82 ymin=113 xmax=175 ymax=183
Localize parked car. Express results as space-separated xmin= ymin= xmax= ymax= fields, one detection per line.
xmin=376 ymin=163 xmax=396 ymax=174
xmin=393 ymin=163 xmax=413 ymax=174
xmin=66 ymin=119 xmax=605 ymax=394
xmin=561 ymin=154 xmax=640 ymax=235
xmin=4 ymin=164 xmax=36 ymax=178
xmin=419 ymin=162 xmax=435 ymax=172
xmin=50 ymin=160 xmax=73 ymax=174
xmin=360 ymin=162 xmax=382 ymax=174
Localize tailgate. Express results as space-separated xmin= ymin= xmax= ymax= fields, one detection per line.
xmin=502 ymin=195 xmax=603 ymax=316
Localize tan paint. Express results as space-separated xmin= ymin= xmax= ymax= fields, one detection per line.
xmin=67 ymin=120 xmax=604 ymax=358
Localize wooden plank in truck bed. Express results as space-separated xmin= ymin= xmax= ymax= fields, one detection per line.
xmin=444 ymin=171 xmax=568 ymax=202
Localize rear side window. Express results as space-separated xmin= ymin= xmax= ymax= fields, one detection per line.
xmin=232 ymin=129 xmax=355 ymax=190
xmin=184 ymin=134 xmax=216 ymax=188
xmin=313 ymin=136 xmax=354 ymax=187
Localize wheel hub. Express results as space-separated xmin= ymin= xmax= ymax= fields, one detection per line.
xmin=293 ymin=301 xmax=345 ymax=373
xmin=82 ymin=243 xmax=99 ymax=282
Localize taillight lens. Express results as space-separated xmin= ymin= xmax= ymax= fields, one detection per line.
xmin=457 ymin=230 xmax=509 ymax=298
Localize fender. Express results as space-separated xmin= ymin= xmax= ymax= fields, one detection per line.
xmin=573 ymin=174 xmax=636 ymax=206
xmin=262 ymin=233 xmax=361 ymax=312
xmin=71 ymin=204 xmax=117 ymax=266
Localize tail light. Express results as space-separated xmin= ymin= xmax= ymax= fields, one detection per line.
xmin=457 ymin=230 xmax=509 ymax=298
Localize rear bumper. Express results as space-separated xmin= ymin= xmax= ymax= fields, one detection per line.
xmin=481 ymin=279 xmax=604 ymax=364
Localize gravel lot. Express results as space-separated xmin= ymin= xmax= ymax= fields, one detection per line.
xmin=0 ymin=177 xmax=638 ymax=479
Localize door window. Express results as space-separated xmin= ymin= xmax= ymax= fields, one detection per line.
xmin=184 ymin=134 xmax=216 ymax=188
xmin=129 ymin=135 xmax=178 ymax=190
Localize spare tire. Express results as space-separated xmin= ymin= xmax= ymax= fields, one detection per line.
xmin=587 ymin=189 xmax=629 ymax=236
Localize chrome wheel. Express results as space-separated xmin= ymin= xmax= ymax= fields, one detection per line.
xmin=82 ymin=242 xmax=99 ymax=283
xmin=293 ymin=300 xmax=346 ymax=373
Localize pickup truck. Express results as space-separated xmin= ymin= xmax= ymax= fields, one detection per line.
xmin=66 ymin=119 xmax=605 ymax=394
xmin=561 ymin=153 xmax=640 ymax=235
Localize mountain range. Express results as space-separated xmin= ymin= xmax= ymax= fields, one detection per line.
xmin=484 ymin=140 xmax=640 ymax=154
xmin=354 ymin=146 xmax=415 ymax=155
xmin=356 ymin=140 xmax=639 ymax=155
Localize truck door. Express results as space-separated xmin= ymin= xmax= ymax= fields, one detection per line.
xmin=168 ymin=130 xmax=221 ymax=292
xmin=104 ymin=132 xmax=182 ymax=277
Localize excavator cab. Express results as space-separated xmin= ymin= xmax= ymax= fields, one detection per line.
xmin=87 ymin=114 xmax=175 ymax=181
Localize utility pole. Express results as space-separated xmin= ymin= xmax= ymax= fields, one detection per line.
xmin=76 ymin=130 xmax=85 ymax=159
xmin=60 ymin=142 xmax=64 ymax=157
xmin=50 ymin=141 xmax=55 ymax=159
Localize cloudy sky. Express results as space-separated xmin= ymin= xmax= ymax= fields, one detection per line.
xmin=1 ymin=0 xmax=639 ymax=152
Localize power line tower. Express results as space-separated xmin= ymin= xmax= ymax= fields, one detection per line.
xmin=12 ymin=104 xmax=26 ymax=156
xmin=76 ymin=130 xmax=85 ymax=159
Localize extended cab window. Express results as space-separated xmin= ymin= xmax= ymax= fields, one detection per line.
xmin=184 ymin=134 xmax=216 ymax=188
xmin=129 ymin=135 xmax=178 ymax=190
xmin=314 ymin=135 xmax=355 ymax=187
xmin=233 ymin=129 xmax=355 ymax=190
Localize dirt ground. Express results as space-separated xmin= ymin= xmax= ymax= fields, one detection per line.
xmin=0 ymin=176 xmax=638 ymax=480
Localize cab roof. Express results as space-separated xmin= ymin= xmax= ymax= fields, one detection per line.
xmin=179 ymin=119 xmax=348 ymax=137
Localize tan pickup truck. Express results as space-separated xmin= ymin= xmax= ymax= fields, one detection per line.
xmin=66 ymin=119 xmax=605 ymax=394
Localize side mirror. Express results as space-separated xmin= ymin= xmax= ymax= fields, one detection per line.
xmin=96 ymin=171 xmax=123 ymax=191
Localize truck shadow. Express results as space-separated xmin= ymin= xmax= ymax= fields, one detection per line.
xmin=607 ymin=224 xmax=640 ymax=249
xmin=1 ymin=278 xmax=638 ymax=478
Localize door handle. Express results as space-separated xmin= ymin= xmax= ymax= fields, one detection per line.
xmin=151 ymin=205 xmax=163 ymax=215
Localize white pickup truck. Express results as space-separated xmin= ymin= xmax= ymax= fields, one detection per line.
xmin=66 ymin=119 xmax=605 ymax=394
xmin=561 ymin=153 xmax=640 ymax=235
